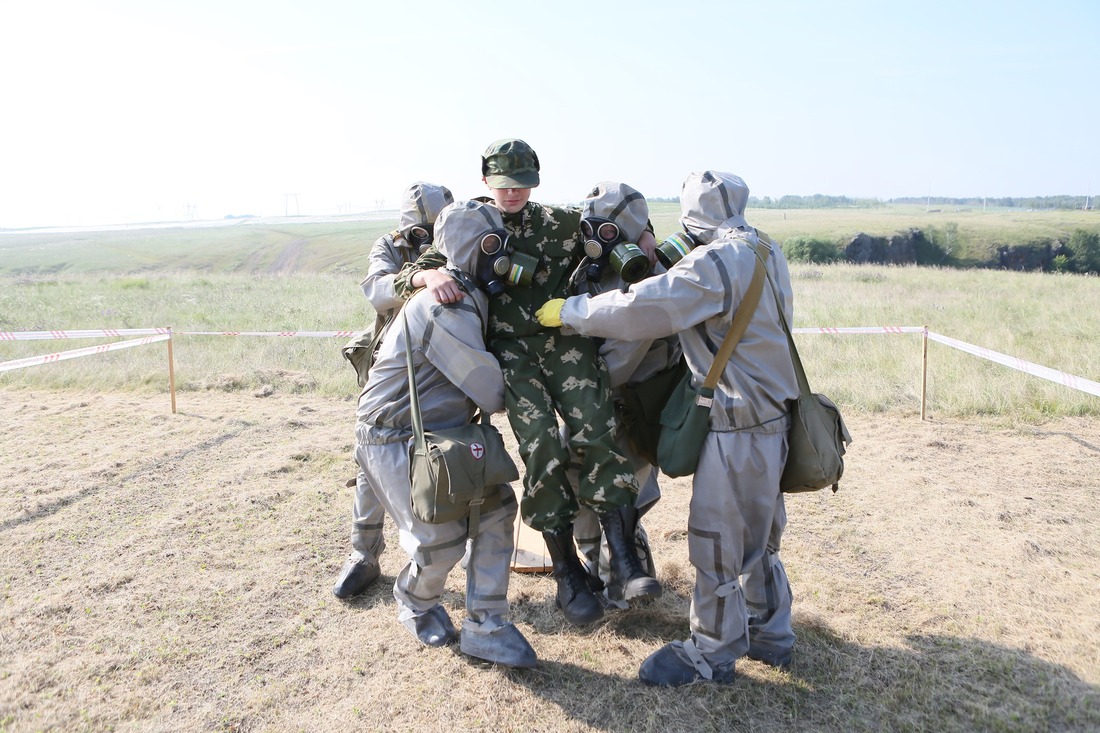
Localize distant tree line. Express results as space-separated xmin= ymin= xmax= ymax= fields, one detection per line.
xmin=888 ymin=195 xmax=1092 ymax=210
xmin=649 ymin=195 xmax=884 ymax=208
xmin=780 ymin=228 xmax=1100 ymax=275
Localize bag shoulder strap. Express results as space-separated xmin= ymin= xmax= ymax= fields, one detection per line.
xmin=753 ymin=236 xmax=812 ymax=399
xmin=701 ymin=239 xmax=771 ymax=391
xmin=404 ymin=297 xmax=490 ymax=451
xmin=404 ymin=309 xmax=428 ymax=453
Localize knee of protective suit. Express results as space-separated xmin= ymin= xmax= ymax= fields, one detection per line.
xmin=405 ymin=529 xmax=468 ymax=572
xmin=687 ymin=524 xmax=740 ymax=585
xmin=474 ymin=492 xmax=519 ymax=543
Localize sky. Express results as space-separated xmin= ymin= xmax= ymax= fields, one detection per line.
xmin=1 ymin=0 xmax=1097 ymax=229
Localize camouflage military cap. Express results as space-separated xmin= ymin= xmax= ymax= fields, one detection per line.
xmin=398 ymin=182 xmax=454 ymax=233
xmin=481 ymin=138 xmax=540 ymax=189
xmin=581 ymin=181 xmax=649 ymax=244
xmin=680 ymin=171 xmax=749 ymax=245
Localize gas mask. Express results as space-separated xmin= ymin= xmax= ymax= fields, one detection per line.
xmin=655 ymin=231 xmax=700 ymax=269
xmin=476 ymin=229 xmax=537 ymax=296
xmin=580 ymin=217 xmax=650 ymax=284
xmin=405 ymin=224 xmax=434 ymax=255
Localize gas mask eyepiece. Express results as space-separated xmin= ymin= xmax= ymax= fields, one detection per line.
xmin=406 ymin=224 xmax=434 ymax=254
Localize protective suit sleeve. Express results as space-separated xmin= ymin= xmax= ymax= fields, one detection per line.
xmin=360 ymin=235 xmax=405 ymax=313
xmin=559 ymin=248 xmax=727 ymax=341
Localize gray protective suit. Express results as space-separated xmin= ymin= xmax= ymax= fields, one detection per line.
xmin=557 ymin=172 xmax=800 ymax=678
xmin=342 ymin=183 xmax=453 ymax=584
xmin=567 ymin=182 xmax=677 ymax=593
xmin=356 ymin=200 xmax=519 ymax=634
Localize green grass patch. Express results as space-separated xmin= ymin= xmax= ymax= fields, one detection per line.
xmin=2 ymin=264 xmax=1097 ymax=420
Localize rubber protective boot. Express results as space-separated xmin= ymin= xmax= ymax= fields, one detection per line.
xmin=400 ymin=604 xmax=457 ymax=647
xmin=460 ymin=618 xmax=538 ymax=668
xmin=542 ymin=527 xmax=604 ymax=625
xmin=332 ymin=553 xmax=381 ymax=599
xmin=600 ymin=506 xmax=662 ymax=602
xmin=639 ymin=642 xmax=736 ymax=687
xmin=746 ymin=641 xmax=793 ymax=669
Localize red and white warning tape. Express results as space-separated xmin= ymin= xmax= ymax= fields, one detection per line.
xmin=176 ymin=330 xmax=357 ymax=337
xmin=927 ymin=331 xmax=1100 ymax=398
xmin=0 ymin=334 xmax=171 ymax=373
xmin=0 ymin=328 xmax=170 ymax=341
xmin=792 ymin=326 xmax=924 ymax=335
xmin=2 ymin=326 xmax=1096 ymax=398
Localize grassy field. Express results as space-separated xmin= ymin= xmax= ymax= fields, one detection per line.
xmin=2 ymin=264 xmax=1097 ymax=422
xmin=0 ymin=217 xmax=396 ymax=276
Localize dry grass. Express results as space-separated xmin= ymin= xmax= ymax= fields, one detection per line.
xmin=2 ymin=390 xmax=1098 ymax=732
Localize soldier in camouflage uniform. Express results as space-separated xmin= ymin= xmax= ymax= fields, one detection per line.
xmin=332 ymin=182 xmax=453 ymax=600
xmin=393 ymin=139 xmax=659 ymax=626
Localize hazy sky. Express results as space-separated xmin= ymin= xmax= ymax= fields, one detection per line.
xmin=2 ymin=0 xmax=1097 ymax=229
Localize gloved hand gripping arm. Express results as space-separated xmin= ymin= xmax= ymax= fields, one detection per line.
xmin=535 ymin=298 xmax=566 ymax=328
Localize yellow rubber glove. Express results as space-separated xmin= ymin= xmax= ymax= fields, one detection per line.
xmin=535 ymin=298 xmax=566 ymax=328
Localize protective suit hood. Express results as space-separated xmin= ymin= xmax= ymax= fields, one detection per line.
xmin=434 ymin=200 xmax=505 ymax=277
xmin=398 ymin=182 xmax=454 ymax=234
xmin=679 ymin=171 xmax=750 ymax=245
xmin=580 ymin=181 xmax=649 ymax=243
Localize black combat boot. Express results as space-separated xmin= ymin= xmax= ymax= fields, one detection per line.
xmin=600 ymin=506 xmax=662 ymax=602
xmin=542 ymin=526 xmax=604 ymax=625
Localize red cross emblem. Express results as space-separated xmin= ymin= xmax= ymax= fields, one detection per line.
xmin=469 ymin=442 xmax=485 ymax=460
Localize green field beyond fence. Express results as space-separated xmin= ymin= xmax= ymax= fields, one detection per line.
xmin=2 ymin=209 xmax=1098 ymax=421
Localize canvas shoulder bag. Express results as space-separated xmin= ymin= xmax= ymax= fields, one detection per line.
xmin=755 ymin=242 xmax=853 ymax=492
xmin=655 ymin=242 xmax=771 ymax=477
xmin=404 ymin=309 xmax=518 ymax=535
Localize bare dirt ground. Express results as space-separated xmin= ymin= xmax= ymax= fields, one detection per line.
xmin=1 ymin=389 xmax=1098 ymax=732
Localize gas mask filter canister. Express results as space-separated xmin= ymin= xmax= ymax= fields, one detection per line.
xmin=581 ymin=217 xmax=650 ymax=283
xmin=477 ymin=230 xmax=536 ymax=296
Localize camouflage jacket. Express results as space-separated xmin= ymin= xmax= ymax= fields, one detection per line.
xmin=393 ymin=201 xmax=583 ymax=342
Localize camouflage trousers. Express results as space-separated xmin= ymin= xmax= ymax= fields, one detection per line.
xmin=492 ymin=331 xmax=639 ymax=533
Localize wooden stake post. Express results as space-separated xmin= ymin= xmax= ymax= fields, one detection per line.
xmin=920 ymin=326 xmax=928 ymax=420
xmin=167 ymin=328 xmax=177 ymax=414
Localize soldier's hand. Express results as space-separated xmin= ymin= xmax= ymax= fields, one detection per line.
xmin=418 ymin=269 xmax=462 ymax=304
xmin=637 ymin=229 xmax=658 ymax=267
xmin=535 ymin=299 xmax=566 ymax=328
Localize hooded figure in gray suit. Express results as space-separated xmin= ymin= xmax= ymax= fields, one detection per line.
xmin=356 ymin=199 xmax=536 ymax=668
xmin=536 ymin=171 xmax=798 ymax=685
xmin=568 ymin=181 xmax=676 ymax=605
xmin=334 ymin=182 xmax=454 ymax=600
